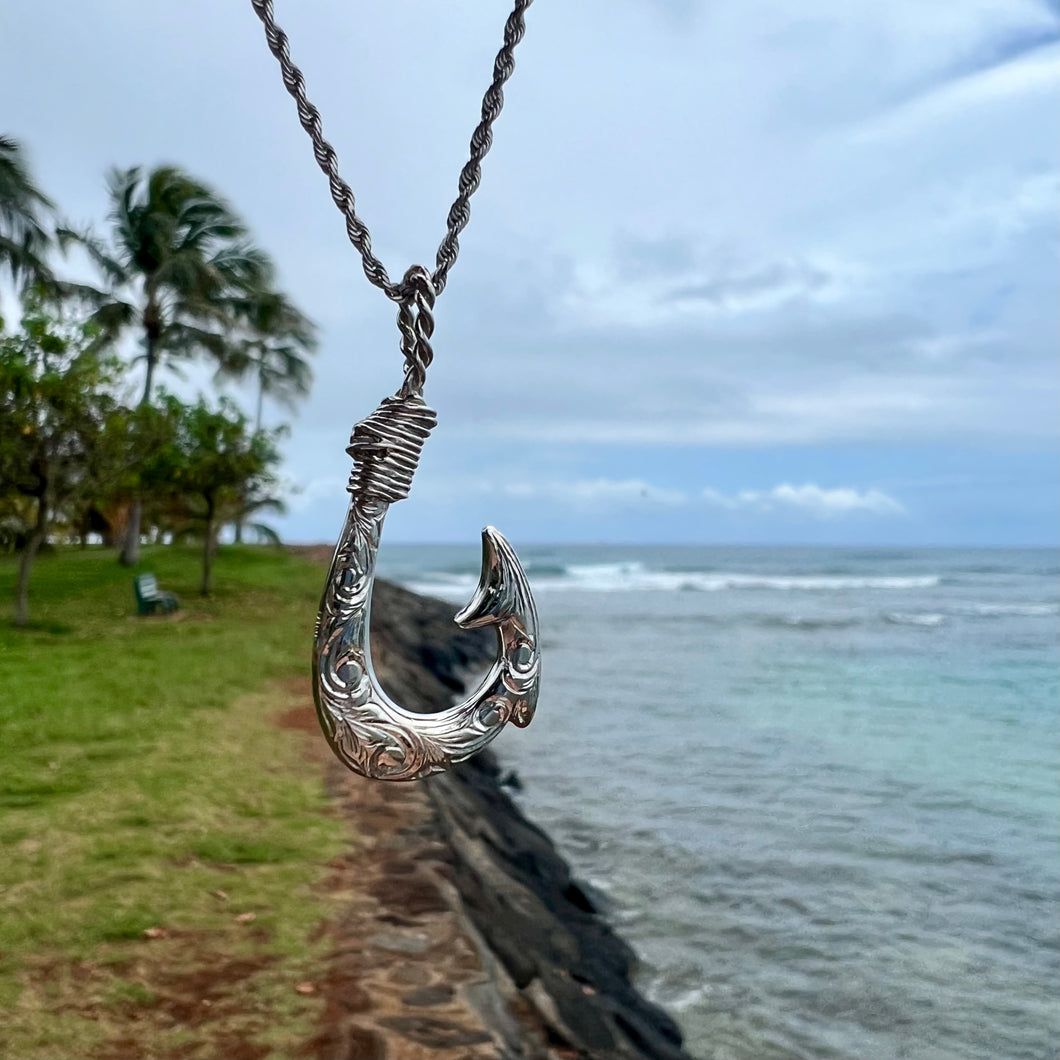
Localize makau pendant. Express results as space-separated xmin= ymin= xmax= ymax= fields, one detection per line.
xmin=312 ymin=389 xmax=541 ymax=781
xmin=250 ymin=0 xmax=544 ymax=779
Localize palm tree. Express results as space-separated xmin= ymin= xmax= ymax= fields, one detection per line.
xmin=213 ymin=289 xmax=316 ymax=543
xmin=0 ymin=135 xmax=54 ymax=291
xmin=221 ymin=289 xmax=317 ymax=432
xmin=60 ymin=165 xmax=273 ymax=564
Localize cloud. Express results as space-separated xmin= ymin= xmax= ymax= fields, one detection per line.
xmin=665 ymin=261 xmax=832 ymax=311
xmin=496 ymin=478 xmax=688 ymax=509
xmin=857 ymin=37 xmax=1059 ymax=142
xmin=445 ymin=351 xmax=1058 ymax=448
xmin=560 ymin=255 xmax=836 ymax=328
xmin=417 ymin=474 xmax=901 ymax=519
xmin=2 ymin=0 xmax=1055 ymax=545
xmin=704 ymin=483 xmax=905 ymax=518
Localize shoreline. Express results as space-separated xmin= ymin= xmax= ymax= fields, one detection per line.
xmin=300 ymin=576 xmax=693 ymax=1059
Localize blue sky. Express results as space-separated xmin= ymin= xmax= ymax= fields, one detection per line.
xmin=2 ymin=0 xmax=1057 ymax=545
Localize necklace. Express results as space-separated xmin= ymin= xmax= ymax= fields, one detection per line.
xmin=250 ymin=0 xmax=541 ymax=781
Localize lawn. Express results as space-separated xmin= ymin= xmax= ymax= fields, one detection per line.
xmin=0 ymin=545 xmax=346 ymax=1059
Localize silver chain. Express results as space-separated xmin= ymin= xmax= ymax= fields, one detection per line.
xmin=250 ymin=0 xmax=533 ymax=392
xmin=396 ymin=265 xmax=435 ymax=398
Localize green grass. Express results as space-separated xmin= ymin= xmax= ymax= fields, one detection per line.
xmin=0 ymin=545 xmax=346 ymax=1059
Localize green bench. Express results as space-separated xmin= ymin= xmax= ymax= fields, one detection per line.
xmin=134 ymin=573 xmax=179 ymax=615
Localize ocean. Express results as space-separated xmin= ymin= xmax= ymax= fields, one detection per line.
xmin=376 ymin=544 xmax=1059 ymax=1060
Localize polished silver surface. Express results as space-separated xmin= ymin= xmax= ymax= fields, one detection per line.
xmin=395 ymin=265 xmax=435 ymax=399
xmin=249 ymin=0 xmax=533 ymax=302
xmin=312 ymin=394 xmax=540 ymax=781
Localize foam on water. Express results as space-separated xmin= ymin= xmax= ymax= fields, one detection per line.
xmin=884 ymin=611 xmax=947 ymax=627
xmin=405 ymin=562 xmax=943 ymax=600
xmin=961 ymin=601 xmax=1060 ymax=617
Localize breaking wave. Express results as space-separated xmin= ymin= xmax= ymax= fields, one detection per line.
xmin=885 ymin=611 xmax=947 ymax=627
xmin=403 ymin=561 xmax=941 ymax=599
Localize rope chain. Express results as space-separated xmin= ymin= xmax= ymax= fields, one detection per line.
xmin=249 ymin=0 xmax=532 ymax=389
xmin=396 ymin=266 xmax=435 ymax=399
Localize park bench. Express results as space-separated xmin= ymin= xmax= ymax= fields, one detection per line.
xmin=133 ymin=573 xmax=179 ymax=616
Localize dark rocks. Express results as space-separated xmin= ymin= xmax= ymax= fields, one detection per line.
xmin=377 ymin=1015 xmax=494 ymax=1048
xmin=499 ymin=769 xmax=524 ymax=791
xmin=428 ymin=754 xmax=690 ymax=1060
xmin=367 ymin=932 xmax=433 ymax=955
xmin=370 ymin=580 xmax=695 ymax=1060
xmin=402 ymin=984 xmax=456 ymax=1007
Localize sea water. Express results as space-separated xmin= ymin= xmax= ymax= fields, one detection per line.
xmin=376 ymin=545 xmax=1059 ymax=1060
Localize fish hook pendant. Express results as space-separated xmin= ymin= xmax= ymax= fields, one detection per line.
xmin=312 ymin=387 xmax=541 ymax=781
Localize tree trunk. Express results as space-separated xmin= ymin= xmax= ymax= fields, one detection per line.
xmin=14 ymin=495 xmax=48 ymax=628
xmin=234 ymin=381 xmax=264 ymax=547
xmin=201 ymin=499 xmax=215 ymax=596
xmin=119 ymin=334 xmax=157 ymax=567
xmin=140 ymin=347 xmax=156 ymax=408
xmin=119 ymin=497 xmax=142 ymax=567
xmin=255 ymin=378 xmax=264 ymax=434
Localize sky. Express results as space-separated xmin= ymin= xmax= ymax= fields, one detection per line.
xmin=2 ymin=0 xmax=1057 ymax=546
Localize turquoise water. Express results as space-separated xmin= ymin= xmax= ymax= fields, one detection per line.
xmin=378 ymin=546 xmax=1059 ymax=1060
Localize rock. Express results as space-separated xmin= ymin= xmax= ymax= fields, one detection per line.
xmin=428 ymin=756 xmax=689 ymax=1060
xmin=367 ymin=932 xmax=432 ymax=955
xmin=377 ymin=1015 xmax=493 ymax=1048
xmin=499 ymin=769 xmax=524 ymax=791
xmin=401 ymin=984 xmax=455 ymax=1007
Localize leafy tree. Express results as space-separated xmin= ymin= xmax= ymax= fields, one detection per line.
xmin=0 ymin=495 xmax=35 ymax=554
xmin=59 ymin=165 xmax=273 ymax=565
xmin=145 ymin=396 xmax=283 ymax=595
xmin=75 ymin=399 xmax=179 ymax=549
xmin=0 ymin=135 xmax=54 ymax=291
xmin=0 ymin=295 xmax=120 ymax=626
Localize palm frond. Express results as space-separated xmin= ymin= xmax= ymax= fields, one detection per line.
xmin=245 ymin=522 xmax=283 ymax=545
xmin=86 ymin=299 xmax=137 ymax=339
xmin=156 ymin=321 xmax=235 ymax=364
xmin=210 ymin=241 xmax=274 ymax=290
xmin=0 ymin=136 xmax=55 ymax=285
xmin=0 ymin=233 xmax=52 ymax=286
xmin=0 ymin=135 xmax=54 ymax=222
xmin=56 ymin=224 xmax=128 ymax=287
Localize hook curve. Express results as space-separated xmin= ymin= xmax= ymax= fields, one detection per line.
xmin=312 ymin=395 xmax=540 ymax=781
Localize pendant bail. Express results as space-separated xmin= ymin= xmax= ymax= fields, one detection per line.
xmin=397 ymin=264 xmax=436 ymax=398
